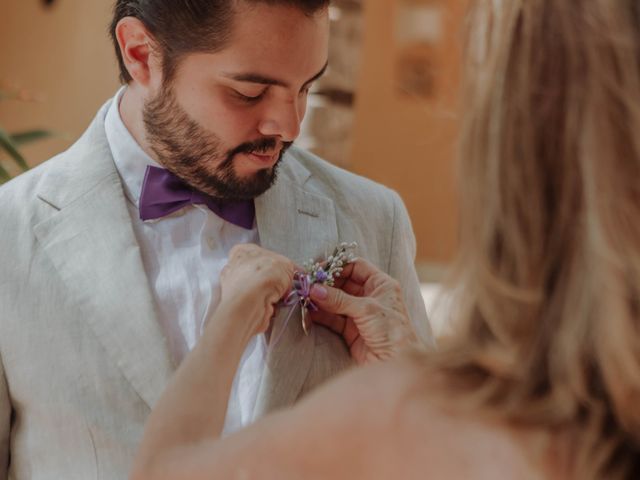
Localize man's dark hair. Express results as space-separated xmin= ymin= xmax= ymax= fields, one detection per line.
xmin=109 ymin=0 xmax=330 ymax=84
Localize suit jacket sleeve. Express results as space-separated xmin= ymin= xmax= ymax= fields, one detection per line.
xmin=387 ymin=190 xmax=434 ymax=347
xmin=0 ymin=354 xmax=9 ymax=480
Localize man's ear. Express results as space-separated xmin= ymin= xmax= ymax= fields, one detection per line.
xmin=115 ymin=17 xmax=163 ymax=87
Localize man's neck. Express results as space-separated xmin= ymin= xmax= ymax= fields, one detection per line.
xmin=119 ymin=85 xmax=160 ymax=163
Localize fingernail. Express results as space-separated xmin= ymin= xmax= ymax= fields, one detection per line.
xmin=311 ymin=284 xmax=328 ymax=300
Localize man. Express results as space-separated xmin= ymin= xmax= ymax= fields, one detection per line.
xmin=0 ymin=0 xmax=430 ymax=478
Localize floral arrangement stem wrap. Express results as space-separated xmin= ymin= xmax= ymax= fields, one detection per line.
xmin=271 ymin=242 xmax=358 ymax=347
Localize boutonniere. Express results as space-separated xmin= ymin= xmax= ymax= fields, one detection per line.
xmin=278 ymin=242 xmax=358 ymax=340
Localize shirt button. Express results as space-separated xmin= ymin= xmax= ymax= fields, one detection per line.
xmin=206 ymin=237 xmax=216 ymax=250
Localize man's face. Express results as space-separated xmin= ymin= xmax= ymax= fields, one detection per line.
xmin=143 ymin=2 xmax=330 ymax=200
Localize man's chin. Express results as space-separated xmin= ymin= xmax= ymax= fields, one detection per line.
xmin=216 ymin=169 xmax=278 ymax=201
xmin=235 ymin=163 xmax=273 ymax=176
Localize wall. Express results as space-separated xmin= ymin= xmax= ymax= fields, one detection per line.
xmin=350 ymin=0 xmax=463 ymax=265
xmin=0 ymin=0 xmax=120 ymax=169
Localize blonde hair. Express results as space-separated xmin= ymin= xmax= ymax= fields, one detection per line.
xmin=431 ymin=1 xmax=640 ymax=478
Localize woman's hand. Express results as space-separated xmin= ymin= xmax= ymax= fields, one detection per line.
xmin=132 ymin=245 xmax=294 ymax=479
xmin=309 ymin=258 xmax=419 ymax=364
xmin=219 ymin=244 xmax=295 ymax=336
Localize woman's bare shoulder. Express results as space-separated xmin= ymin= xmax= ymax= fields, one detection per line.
xmin=288 ymin=356 xmax=546 ymax=479
xmin=202 ymin=357 xmax=546 ymax=480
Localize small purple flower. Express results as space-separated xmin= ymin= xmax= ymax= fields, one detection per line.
xmin=280 ymin=242 xmax=357 ymax=340
xmin=315 ymin=268 xmax=328 ymax=283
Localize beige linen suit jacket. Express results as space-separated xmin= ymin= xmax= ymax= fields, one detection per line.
xmin=0 ymin=100 xmax=430 ymax=479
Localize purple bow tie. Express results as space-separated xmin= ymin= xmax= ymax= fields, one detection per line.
xmin=138 ymin=166 xmax=255 ymax=229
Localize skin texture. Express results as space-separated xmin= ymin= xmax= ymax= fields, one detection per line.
xmin=114 ymin=1 xmax=329 ymax=198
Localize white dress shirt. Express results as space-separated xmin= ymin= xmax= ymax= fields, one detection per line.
xmin=104 ymin=87 xmax=266 ymax=434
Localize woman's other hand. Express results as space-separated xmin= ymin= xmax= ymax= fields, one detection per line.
xmin=309 ymin=258 xmax=420 ymax=364
xmin=219 ymin=244 xmax=295 ymax=335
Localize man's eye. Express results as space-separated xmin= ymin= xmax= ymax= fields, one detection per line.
xmin=233 ymin=90 xmax=266 ymax=103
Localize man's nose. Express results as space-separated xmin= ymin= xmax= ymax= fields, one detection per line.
xmin=258 ymin=99 xmax=303 ymax=142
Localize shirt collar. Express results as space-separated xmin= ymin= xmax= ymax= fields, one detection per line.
xmin=105 ymin=86 xmax=161 ymax=207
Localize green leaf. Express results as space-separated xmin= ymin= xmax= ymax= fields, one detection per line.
xmin=0 ymin=128 xmax=29 ymax=172
xmin=0 ymin=162 xmax=11 ymax=183
xmin=0 ymin=91 xmax=16 ymax=101
xmin=10 ymin=129 xmax=53 ymax=146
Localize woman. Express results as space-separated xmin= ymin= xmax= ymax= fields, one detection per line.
xmin=131 ymin=0 xmax=640 ymax=478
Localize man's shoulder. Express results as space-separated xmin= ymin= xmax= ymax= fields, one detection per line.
xmin=0 ymin=153 xmax=79 ymax=259
xmin=0 ymin=105 xmax=114 ymax=214
xmin=0 ymin=153 xmax=61 ymax=209
xmin=0 ymin=148 xmax=80 ymax=212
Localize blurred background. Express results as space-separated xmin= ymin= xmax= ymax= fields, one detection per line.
xmin=0 ymin=0 xmax=464 ymax=334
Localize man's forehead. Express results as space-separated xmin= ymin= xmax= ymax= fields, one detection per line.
xmin=177 ymin=2 xmax=329 ymax=86
xmin=205 ymin=10 xmax=329 ymax=86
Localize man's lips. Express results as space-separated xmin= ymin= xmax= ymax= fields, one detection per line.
xmin=246 ymin=151 xmax=280 ymax=166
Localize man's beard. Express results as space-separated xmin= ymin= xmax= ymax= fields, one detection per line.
xmin=142 ymin=85 xmax=291 ymax=201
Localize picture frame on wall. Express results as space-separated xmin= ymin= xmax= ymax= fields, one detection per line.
xmin=394 ymin=0 xmax=444 ymax=101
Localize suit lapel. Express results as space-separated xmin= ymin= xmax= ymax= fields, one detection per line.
xmin=253 ymin=157 xmax=339 ymax=416
xmin=33 ymin=108 xmax=173 ymax=410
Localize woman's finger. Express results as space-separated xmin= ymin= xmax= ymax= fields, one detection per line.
xmin=309 ymin=284 xmax=371 ymax=318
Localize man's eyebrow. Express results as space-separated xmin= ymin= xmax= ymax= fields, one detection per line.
xmin=223 ymin=61 xmax=329 ymax=89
